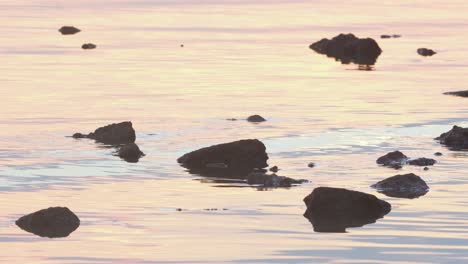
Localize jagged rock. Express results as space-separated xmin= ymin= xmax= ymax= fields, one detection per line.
xmin=16 ymin=207 xmax=80 ymax=238
xmin=82 ymin=43 xmax=97 ymax=49
xmin=371 ymin=173 xmax=429 ymax=199
xmin=247 ymin=115 xmax=266 ymax=122
xmin=59 ymin=26 xmax=81 ymax=35
xmin=376 ymin=151 xmax=408 ymax=167
xmin=303 ymin=187 xmax=391 ymax=233
xmin=178 ymin=139 xmax=269 ymax=175
xmin=444 ymin=90 xmax=468 ymax=98
xmin=72 ymin=121 xmax=136 ymax=145
xmin=417 ymin=48 xmax=436 ymax=56
xmin=436 ymin=125 xmax=468 ymax=149
xmin=408 ymin=158 xmax=436 ymax=166
xmin=310 ymin=33 xmax=382 ymax=65
xmin=247 ymin=172 xmax=307 ymax=187
xmin=118 ymin=143 xmax=145 ymax=163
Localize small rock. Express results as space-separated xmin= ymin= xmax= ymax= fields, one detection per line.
xmin=424 ymin=167 xmax=429 ymax=171
xmin=392 ymin=34 xmax=401 ymax=38
xmin=247 ymin=115 xmax=266 ymax=122
xmin=434 ymin=152 xmax=443 ymax=156
xmin=408 ymin=157 xmax=436 ymax=166
xmin=118 ymin=143 xmax=145 ymax=163
xmin=417 ymin=48 xmax=436 ymax=56
xmin=16 ymin=207 xmax=80 ymax=238
xmin=435 ymin=125 xmax=468 ymax=149
xmin=444 ymin=90 xmax=468 ymax=98
xmin=82 ymin=43 xmax=97 ymax=50
xmin=59 ymin=26 xmax=81 ymax=35
xmin=247 ymin=172 xmax=307 ymax=187
xmin=72 ymin=121 xmax=136 ymax=145
xmin=307 ymin=162 xmax=315 ymax=168
xmin=181 ymin=44 xmax=184 ymax=47
xmin=376 ymin=151 xmax=408 ymax=167
xmin=269 ymin=166 xmax=279 ymax=172
xmin=371 ymin=173 xmax=429 ymax=199
xmin=380 ymin=35 xmax=391 ymax=39
xmin=226 ymin=118 xmax=237 ymax=121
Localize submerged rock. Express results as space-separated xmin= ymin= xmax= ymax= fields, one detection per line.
xmin=417 ymin=48 xmax=436 ymax=56
xmin=310 ymin=33 xmax=382 ymax=65
xmin=82 ymin=43 xmax=97 ymax=50
xmin=177 ymin=139 xmax=269 ymax=174
xmin=303 ymin=187 xmax=391 ymax=233
xmin=381 ymin=34 xmax=401 ymax=39
xmin=436 ymin=125 xmax=468 ymax=150
xmin=16 ymin=207 xmax=80 ymax=238
xmin=247 ymin=115 xmax=266 ymax=122
xmin=376 ymin=151 xmax=408 ymax=167
xmin=371 ymin=173 xmax=429 ymax=199
xmin=408 ymin=157 xmax=436 ymax=166
xmin=247 ymin=172 xmax=307 ymax=187
xmin=59 ymin=26 xmax=81 ymax=35
xmin=72 ymin=121 xmax=136 ymax=145
xmin=444 ymin=90 xmax=468 ymax=98
xmin=118 ymin=143 xmax=145 ymax=163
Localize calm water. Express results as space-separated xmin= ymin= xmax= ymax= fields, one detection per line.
xmin=2 ymin=0 xmax=468 ymax=263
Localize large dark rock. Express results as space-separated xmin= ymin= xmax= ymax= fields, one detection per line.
xmin=417 ymin=48 xmax=436 ymax=56
xmin=247 ymin=115 xmax=266 ymax=122
xmin=310 ymin=33 xmax=382 ymax=66
xmin=118 ymin=143 xmax=145 ymax=163
xmin=408 ymin=158 xmax=436 ymax=166
xmin=436 ymin=125 xmax=468 ymax=150
xmin=246 ymin=172 xmax=307 ymax=187
xmin=72 ymin=121 xmax=136 ymax=145
xmin=59 ymin=26 xmax=81 ymax=35
xmin=303 ymin=187 xmax=391 ymax=233
xmin=376 ymin=151 xmax=408 ymax=168
xmin=16 ymin=207 xmax=80 ymax=238
xmin=444 ymin=90 xmax=468 ymax=98
xmin=178 ymin=139 xmax=269 ymax=175
xmin=371 ymin=173 xmax=429 ymax=199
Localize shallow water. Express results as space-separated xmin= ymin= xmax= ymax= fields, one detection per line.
xmin=2 ymin=0 xmax=468 ymax=263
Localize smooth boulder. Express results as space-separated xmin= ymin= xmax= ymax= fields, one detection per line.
xmin=16 ymin=207 xmax=80 ymax=238
xmin=82 ymin=43 xmax=97 ymax=50
xmin=59 ymin=26 xmax=81 ymax=35
xmin=247 ymin=115 xmax=266 ymax=122
xmin=247 ymin=172 xmax=307 ymax=187
xmin=371 ymin=173 xmax=429 ymax=199
xmin=417 ymin=48 xmax=436 ymax=56
xmin=310 ymin=33 xmax=382 ymax=65
xmin=73 ymin=121 xmax=136 ymax=145
xmin=376 ymin=151 xmax=408 ymax=167
xmin=444 ymin=90 xmax=468 ymax=98
xmin=118 ymin=143 xmax=145 ymax=163
xmin=436 ymin=125 xmax=468 ymax=149
xmin=303 ymin=187 xmax=391 ymax=233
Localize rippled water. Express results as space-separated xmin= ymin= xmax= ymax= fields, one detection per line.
xmin=2 ymin=0 xmax=468 ymax=263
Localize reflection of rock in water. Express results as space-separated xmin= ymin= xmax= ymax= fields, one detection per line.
xmin=303 ymin=187 xmax=391 ymax=233
xmin=16 ymin=207 xmax=80 ymax=238
xmin=309 ymin=33 xmax=382 ymax=67
xmin=372 ymin=173 xmax=429 ymax=199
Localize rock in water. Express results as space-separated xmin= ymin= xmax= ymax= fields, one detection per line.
xmin=247 ymin=172 xmax=307 ymax=187
xmin=408 ymin=158 xmax=436 ymax=166
xmin=59 ymin=26 xmax=81 ymax=35
xmin=444 ymin=90 xmax=468 ymax=98
xmin=303 ymin=187 xmax=391 ymax=233
xmin=308 ymin=162 xmax=315 ymax=168
xmin=118 ymin=143 xmax=145 ymax=163
xmin=269 ymin=166 xmax=279 ymax=172
xmin=417 ymin=48 xmax=436 ymax=56
xmin=247 ymin=115 xmax=266 ymax=122
xmin=177 ymin=139 xmax=269 ymax=174
xmin=376 ymin=151 xmax=408 ymax=167
xmin=309 ymin=33 xmax=382 ymax=65
xmin=436 ymin=125 xmax=468 ymax=150
xmin=16 ymin=207 xmax=80 ymax=238
xmin=371 ymin=173 xmax=429 ymax=199
xmin=82 ymin=43 xmax=97 ymax=49
xmin=72 ymin=121 xmax=136 ymax=145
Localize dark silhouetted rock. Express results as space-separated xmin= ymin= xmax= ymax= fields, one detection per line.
xmin=424 ymin=167 xmax=429 ymax=171
xmin=417 ymin=48 xmax=436 ymax=56
xmin=436 ymin=125 xmax=468 ymax=150
xmin=444 ymin=90 xmax=468 ymax=98
xmin=269 ymin=166 xmax=279 ymax=173
xmin=82 ymin=43 xmax=97 ymax=50
xmin=310 ymin=33 xmax=382 ymax=66
xmin=303 ymin=187 xmax=391 ymax=233
xmin=247 ymin=172 xmax=307 ymax=187
xmin=381 ymin=35 xmax=391 ymax=39
xmin=59 ymin=26 xmax=81 ymax=35
xmin=72 ymin=121 xmax=136 ymax=145
xmin=371 ymin=173 xmax=429 ymax=199
xmin=247 ymin=115 xmax=266 ymax=122
xmin=408 ymin=157 xmax=436 ymax=166
xmin=178 ymin=139 xmax=269 ymax=175
xmin=308 ymin=162 xmax=315 ymax=168
xmin=376 ymin=151 xmax=408 ymax=167
xmin=434 ymin=152 xmax=443 ymax=156
xmin=16 ymin=207 xmax=80 ymax=238
xmin=118 ymin=143 xmax=145 ymax=163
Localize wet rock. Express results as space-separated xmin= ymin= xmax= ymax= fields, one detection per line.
xmin=444 ymin=90 xmax=468 ymax=98
xmin=408 ymin=157 xmax=436 ymax=166
xmin=82 ymin=43 xmax=97 ymax=50
xmin=118 ymin=143 xmax=145 ymax=163
xmin=247 ymin=172 xmax=307 ymax=187
xmin=424 ymin=167 xmax=429 ymax=171
xmin=16 ymin=207 xmax=80 ymax=238
xmin=59 ymin=26 xmax=81 ymax=35
xmin=178 ymin=139 xmax=269 ymax=174
xmin=417 ymin=48 xmax=436 ymax=56
xmin=381 ymin=34 xmax=401 ymax=39
xmin=247 ymin=115 xmax=266 ymax=122
xmin=226 ymin=118 xmax=237 ymax=121
xmin=269 ymin=166 xmax=279 ymax=173
xmin=436 ymin=125 xmax=468 ymax=150
xmin=376 ymin=151 xmax=408 ymax=167
xmin=310 ymin=33 xmax=382 ymax=66
xmin=307 ymin=162 xmax=315 ymax=168
xmin=371 ymin=173 xmax=429 ymax=199
xmin=434 ymin=152 xmax=443 ymax=156
xmin=303 ymin=187 xmax=391 ymax=233
xmin=72 ymin=121 xmax=136 ymax=145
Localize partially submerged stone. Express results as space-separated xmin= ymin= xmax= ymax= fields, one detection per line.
xmin=118 ymin=143 xmax=145 ymax=163
xmin=16 ymin=207 xmax=80 ymax=238
xmin=408 ymin=157 xmax=436 ymax=166
xmin=82 ymin=43 xmax=97 ymax=50
xmin=444 ymin=90 xmax=468 ymax=98
xmin=376 ymin=151 xmax=408 ymax=167
xmin=72 ymin=121 xmax=136 ymax=145
xmin=310 ymin=33 xmax=382 ymax=65
xmin=308 ymin=162 xmax=315 ymax=168
xmin=371 ymin=173 xmax=429 ymax=199
xmin=436 ymin=125 xmax=468 ymax=150
xmin=381 ymin=34 xmax=401 ymax=39
xmin=59 ymin=26 xmax=81 ymax=35
xmin=247 ymin=115 xmax=266 ymax=122
xmin=434 ymin=152 xmax=443 ymax=156
xmin=269 ymin=166 xmax=279 ymax=173
xmin=417 ymin=48 xmax=436 ymax=56
xmin=177 ymin=139 xmax=269 ymax=175
xmin=303 ymin=187 xmax=391 ymax=233
xmin=247 ymin=172 xmax=307 ymax=187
